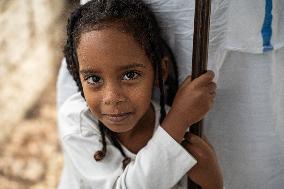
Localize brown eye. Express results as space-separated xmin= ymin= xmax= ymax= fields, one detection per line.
xmin=122 ymin=71 xmax=140 ymax=80
xmin=87 ymin=75 xmax=103 ymax=85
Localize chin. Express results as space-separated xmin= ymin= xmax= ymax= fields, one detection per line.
xmin=109 ymin=125 xmax=134 ymax=133
xmin=101 ymin=121 xmax=134 ymax=133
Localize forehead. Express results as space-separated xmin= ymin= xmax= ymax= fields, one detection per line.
xmin=77 ymin=28 xmax=151 ymax=70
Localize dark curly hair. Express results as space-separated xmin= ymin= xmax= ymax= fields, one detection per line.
xmin=64 ymin=0 xmax=178 ymax=169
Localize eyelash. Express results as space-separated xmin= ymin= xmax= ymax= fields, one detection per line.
xmin=85 ymin=75 xmax=102 ymax=86
xmin=122 ymin=71 xmax=141 ymax=81
xmin=84 ymin=70 xmax=142 ymax=86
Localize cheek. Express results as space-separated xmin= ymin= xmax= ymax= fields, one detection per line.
xmin=127 ymin=81 xmax=153 ymax=106
xmin=82 ymin=86 xmax=101 ymax=114
xmin=86 ymin=97 xmax=101 ymax=117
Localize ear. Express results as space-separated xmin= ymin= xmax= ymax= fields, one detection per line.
xmin=155 ymin=56 xmax=169 ymax=86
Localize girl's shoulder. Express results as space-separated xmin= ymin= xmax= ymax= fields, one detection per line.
xmin=58 ymin=92 xmax=100 ymax=139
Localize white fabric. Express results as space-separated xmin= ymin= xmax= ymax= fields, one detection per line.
xmin=144 ymin=0 xmax=284 ymax=80
xmin=204 ymin=47 xmax=284 ymax=189
xmin=57 ymin=93 xmax=196 ymax=189
xmin=203 ymin=1 xmax=284 ymax=188
xmin=56 ymin=58 xmax=78 ymax=109
xmin=226 ymin=0 xmax=284 ymax=53
xmin=141 ymin=0 xmax=224 ymax=82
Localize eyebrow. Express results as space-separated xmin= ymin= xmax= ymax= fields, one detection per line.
xmin=80 ymin=68 xmax=100 ymax=76
xmin=119 ymin=63 xmax=146 ymax=70
xmin=79 ymin=63 xmax=146 ymax=75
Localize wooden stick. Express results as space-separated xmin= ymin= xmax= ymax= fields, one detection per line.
xmin=188 ymin=0 xmax=211 ymax=188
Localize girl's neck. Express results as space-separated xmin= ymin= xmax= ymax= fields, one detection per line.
xmin=116 ymin=103 xmax=155 ymax=154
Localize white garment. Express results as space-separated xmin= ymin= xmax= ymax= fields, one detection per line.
xmin=56 ymin=58 xmax=78 ymax=109
xmin=57 ymin=93 xmax=196 ymax=189
xmin=204 ymin=47 xmax=284 ymax=189
xmin=143 ymin=0 xmax=284 ymax=81
xmin=203 ymin=1 xmax=284 ymax=188
xmin=225 ymin=0 xmax=284 ymax=53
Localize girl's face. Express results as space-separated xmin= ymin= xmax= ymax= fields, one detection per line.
xmin=77 ymin=27 xmax=155 ymax=133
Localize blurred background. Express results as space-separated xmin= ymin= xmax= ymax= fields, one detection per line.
xmin=0 ymin=0 xmax=79 ymax=188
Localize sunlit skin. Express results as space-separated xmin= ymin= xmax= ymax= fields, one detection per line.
xmin=77 ymin=27 xmax=167 ymax=152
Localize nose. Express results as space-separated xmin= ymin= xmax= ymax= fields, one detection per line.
xmin=103 ymin=83 xmax=126 ymax=105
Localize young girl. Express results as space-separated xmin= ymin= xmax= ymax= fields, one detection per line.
xmin=58 ymin=0 xmax=222 ymax=188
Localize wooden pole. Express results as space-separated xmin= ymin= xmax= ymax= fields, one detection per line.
xmin=188 ymin=0 xmax=211 ymax=188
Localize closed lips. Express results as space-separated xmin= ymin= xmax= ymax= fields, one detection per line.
xmin=103 ymin=112 xmax=132 ymax=122
xmin=103 ymin=112 xmax=131 ymax=117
